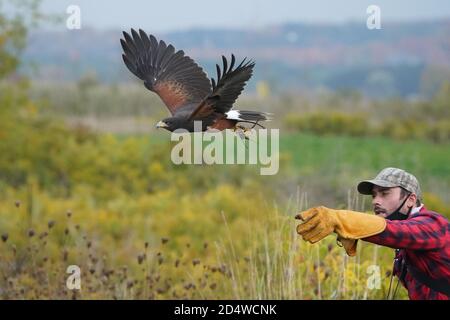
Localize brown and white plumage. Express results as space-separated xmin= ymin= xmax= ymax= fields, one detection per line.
xmin=121 ymin=29 xmax=271 ymax=132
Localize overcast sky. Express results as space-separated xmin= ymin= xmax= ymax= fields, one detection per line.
xmin=38 ymin=0 xmax=450 ymax=32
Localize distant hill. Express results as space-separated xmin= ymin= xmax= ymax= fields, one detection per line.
xmin=22 ymin=19 xmax=450 ymax=98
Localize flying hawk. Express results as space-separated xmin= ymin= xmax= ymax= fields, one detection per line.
xmin=120 ymin=29 xmax=271 ymax=132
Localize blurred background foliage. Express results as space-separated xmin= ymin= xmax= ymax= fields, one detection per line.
xmin=0 ymin=0 xmax=449 ymax=299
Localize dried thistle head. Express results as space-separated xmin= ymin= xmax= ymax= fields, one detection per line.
xmin=39 ymin=232 xmax=48 ymax=240
xmin=1 ymin=233 xmax=8 ymax=243
xmin=137 ymin=254 xmax=146 ymax=265
xmin=156 ymin=288 xmax=166 ymax=294
xmin=28 ymin=229 xmax=35 ymax=238
xmin=327 ymin=243 xmax=333 ymax=252
xmin=183 ymin=283 xmax=195 ymax=290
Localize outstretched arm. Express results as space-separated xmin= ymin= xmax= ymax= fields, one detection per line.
xmin=295 ymin=206 xmax=386 ymax=256
xmin=296 ymin=207 xmax=447 ymax=256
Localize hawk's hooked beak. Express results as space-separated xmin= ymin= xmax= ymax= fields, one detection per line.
xmin=156 ymin=121 xmax=168 ymax=129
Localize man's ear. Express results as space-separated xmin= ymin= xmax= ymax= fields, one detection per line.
xmin=407 ymin=193 xmax=417 ymax=207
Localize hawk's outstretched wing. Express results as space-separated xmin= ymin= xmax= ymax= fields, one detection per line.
xmin=121 ymin=29 xmax=212 ymax=115
xmin=188 ymin=54 xmax=254 ymax=120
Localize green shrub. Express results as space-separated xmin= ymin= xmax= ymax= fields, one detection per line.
xmin=284 ymin=112 xmax=369 ymax=136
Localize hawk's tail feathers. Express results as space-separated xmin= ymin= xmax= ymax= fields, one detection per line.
xmin=225 ymin=110 xmax=273 ymax=122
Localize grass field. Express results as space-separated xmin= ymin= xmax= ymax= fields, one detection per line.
xmin=1 ymin=118 xmax=448 ymax=299
xmin=1 ymin=83 xmax=449 ymax=300
xmin=137 ymin=130 xmax=450 ymax=209
xmin=279 ymin=133 xmax=450 ymax=208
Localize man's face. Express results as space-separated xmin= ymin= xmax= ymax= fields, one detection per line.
xmin=371 ymin=186 xmax=412 ymax=217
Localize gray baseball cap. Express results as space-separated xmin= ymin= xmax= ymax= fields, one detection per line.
xmin=357 ymin=167 xmax=421 ymax=199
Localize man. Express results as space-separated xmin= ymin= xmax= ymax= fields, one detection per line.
xmin=296 ymin=167 xmax=450 ymax=300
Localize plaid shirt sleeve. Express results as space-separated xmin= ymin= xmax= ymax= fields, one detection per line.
xmin=363 ymin=212 xmax=447 ymax=250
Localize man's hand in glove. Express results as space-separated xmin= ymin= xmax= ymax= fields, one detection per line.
xmin=295 ymin=206 xmax=386 ymax=256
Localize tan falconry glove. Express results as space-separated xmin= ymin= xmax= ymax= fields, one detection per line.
xmin=295 ymin=206 xmax=386 ymax=256
xmin=337 ymin=238 xmax=359 ymax=256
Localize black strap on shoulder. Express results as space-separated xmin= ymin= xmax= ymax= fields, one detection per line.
xmin=404 ymin=258 xmax=450 ymax=297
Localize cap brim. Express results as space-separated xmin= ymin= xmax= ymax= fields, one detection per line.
xmin=357 ymin=179 xmax=399 ymax=195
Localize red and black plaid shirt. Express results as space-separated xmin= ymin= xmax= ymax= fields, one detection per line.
xmin=364 ymin=205 xmax=450 ymax=300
